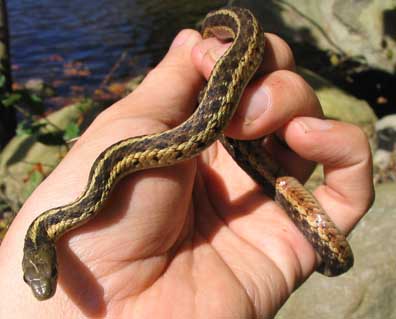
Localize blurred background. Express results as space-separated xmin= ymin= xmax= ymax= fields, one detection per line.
xmin=8 ymin=0 xmax=227 ymax=99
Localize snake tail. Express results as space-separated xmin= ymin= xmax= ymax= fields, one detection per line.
xmin=221 ymin=137 xmax=354 ymax=276
xmin=275 ymin=176 xmax=354 ymax=276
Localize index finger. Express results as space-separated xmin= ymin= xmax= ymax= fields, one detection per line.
xmin=191 ymin=33 xmax=323 ymax=141
xmin=192 ymin=32 xmax=296 ymax=76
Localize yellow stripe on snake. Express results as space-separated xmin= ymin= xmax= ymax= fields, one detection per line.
xmin=22 ymin=7 xmax=353 ymax=300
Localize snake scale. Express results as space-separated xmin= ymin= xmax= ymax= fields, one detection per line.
xmin=22 ymin=7 xmax=353 ymax=301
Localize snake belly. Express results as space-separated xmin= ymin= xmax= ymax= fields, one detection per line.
xmin=22 ymin=7 xmax=353 ymax=301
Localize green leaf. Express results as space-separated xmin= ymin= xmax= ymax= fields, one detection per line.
xmin=63 ymin=122 xmax=80 ymax=141
xmin=2 ymin=93 xmax=22 ymax=107
xmin=16 ymin=120 xmax=33 ymax=136
xmin=29 ymin=94 xmax=42 ymax=104
xmin=16 ymin=120 xmax=46 ymax=136
xmin=1 ymin=89 xmax=45 ymax=115
xmin=0 ymin=75 xmax=5 ymax=88
xmin=28 ymin=170 xmax=44 ymax=186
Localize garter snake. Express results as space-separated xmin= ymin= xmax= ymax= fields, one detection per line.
xmin=22 ymin=7 xmax=353 ymax=301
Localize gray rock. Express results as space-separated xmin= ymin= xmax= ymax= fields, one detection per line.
xmin=374 ymin=115 xmax=396 ymax=183
xmin=374 ymin=149 xmax=393 ymax=171
xmin=373 ymin=149 xmax=396 ymax=184
xmin=276 ymin=182 xmax=396 ymax=319
xmin=376 ymin=114 xmax=396 ymax=132
xmin=230 ymin=0 xmax=396 ymax=73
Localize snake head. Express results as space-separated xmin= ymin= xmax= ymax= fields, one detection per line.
xmin=22 ymin=241 xmax=58 ymax=300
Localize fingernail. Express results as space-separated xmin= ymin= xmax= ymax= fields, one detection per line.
xmin=244 ymin=86 xmax=271 ymax=122
xmin=297 ymin=117 xmax=333 ymax=132
xmin=170 ymin=30 xmax=195 ymax=49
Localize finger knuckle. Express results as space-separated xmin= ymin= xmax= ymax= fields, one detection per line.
xmin=275 ymin=70 xmax=317 ymax=108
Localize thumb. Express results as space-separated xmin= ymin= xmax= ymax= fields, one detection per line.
xmin=2 ymin=29 xmax=204 ymax=308
xmin=111 ymin=29 xmax=204 ymax=128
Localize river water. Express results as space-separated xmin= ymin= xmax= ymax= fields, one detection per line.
xmin=8 ymin=0 xmax=226 ymax=97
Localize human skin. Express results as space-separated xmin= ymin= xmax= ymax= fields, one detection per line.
xmin=0 ymin=29 xmax=373 ymax=318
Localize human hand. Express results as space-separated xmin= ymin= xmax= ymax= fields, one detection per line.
xmin=0 ymin=29 xmax=373 ymax=318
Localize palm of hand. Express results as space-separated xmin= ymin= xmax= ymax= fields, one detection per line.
xmin=61 ymin=139 xmax=304 ymax=318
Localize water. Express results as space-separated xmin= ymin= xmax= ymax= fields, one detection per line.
xmin=8 ymin=0 xmax=227 ymax=97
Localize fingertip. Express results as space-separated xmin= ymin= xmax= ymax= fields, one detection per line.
xmin=261 ymin=33 xmax=296 ymax=72
xmin=279 ymin=117 xmax=337 ymax=161
xmin=226 ymin=70 xmax=323 ymax=141
xmin=290 ymin=117 xmax=334 ymax=135
xmin=169 ymin=29 xmax=202 ymax=50
xmin=192 ymin=32 xmax=297 ymax=80
xmin=282 ymin=118 xmax=369 ymax=167
xmin=191 ymin=38 xmax=230 ymax=79
xmin=160 ymin=29 xmax=202 ymax=68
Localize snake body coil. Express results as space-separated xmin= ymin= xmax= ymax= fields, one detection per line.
xmin=22 ymin=7 xmax=353 ymax=301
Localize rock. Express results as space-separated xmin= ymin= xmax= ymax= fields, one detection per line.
xmin=275 ymin=182 xmax=396 ymax=319
xmin=377 ymin=127 xmax=396 ymax=151
xmin=297 ymin=68 xmax=377 ymax=190
xmin=24 ymin=78 xmax=55 ymax=97
xmin=373 ymin=115 xmax=396 ymax=183
xmin=24 ymin=78 xmax=44 ymax=92
xmin=229 ymin=0 xmax=396 ymax=73
xmin=373 ymin=149 xmax=396 ymax=184
xmin=376 ymin=114 xmax=396 ymax=131
xmin=0 ymin=99 xmax=99 ymax=211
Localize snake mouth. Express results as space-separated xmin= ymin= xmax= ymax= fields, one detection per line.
xmin=29 ymin=278 xmax=56 ymax=301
